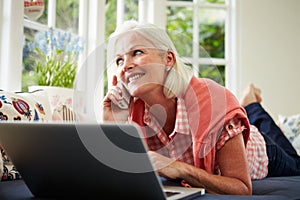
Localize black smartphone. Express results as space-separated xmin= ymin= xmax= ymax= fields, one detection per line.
xmin=116 ymin=81 xmax=130 ymax=109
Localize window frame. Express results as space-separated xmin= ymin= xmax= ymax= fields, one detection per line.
xmin=0 ymin=0 xmax=236 ymax=94
xmin=166 ymin=0 xmax=229 ymax=83
xmin=0 ymin=1 xmax=24 ymax=91
xmin=115 ymin=0 xmax=234 ymax=90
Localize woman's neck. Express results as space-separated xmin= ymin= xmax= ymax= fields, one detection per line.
xmin=144 ymin=96 xmax=177 ymax=136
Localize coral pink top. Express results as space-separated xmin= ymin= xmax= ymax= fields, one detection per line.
xmin=130 ymin=77 xmax=250 ymax=174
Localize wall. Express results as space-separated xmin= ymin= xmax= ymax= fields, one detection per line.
xmin=235 ymin=0 xmax=300 ymax=120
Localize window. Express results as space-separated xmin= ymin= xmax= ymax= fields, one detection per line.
xmin=115 ymin=0 xmax=228 ymax=86
xmin=1 ymin=0 xmax=232 ymax=95
xmin=22 ymin=0 xmax=80 ymax=91
xmin=166 ymin=0 xmax=227 ymax=85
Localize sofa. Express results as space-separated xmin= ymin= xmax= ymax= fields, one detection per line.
xmin=0 ymin=89 xmax=300 ymax=199
xmin=161 ymin=176 xmax=300 ymax=199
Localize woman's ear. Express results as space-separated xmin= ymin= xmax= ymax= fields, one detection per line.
xmin=166 ymin=50 xmax=176 ymax=66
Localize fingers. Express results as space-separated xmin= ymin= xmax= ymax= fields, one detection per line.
xmin=105 ymin=86 xmax=123 ymax=106
xmin=104 ymin=75 xmax=120 ymax=105
xmin=109 ymin=75 xmax=123 ymax=104
xmin=104 ymin=74 xmax=131 ymax=111
xmin=112 ymin=75 xmax=117 ymax=86
xmin=102 ymin=75 xmax=130 ymax=121
xmin=148 ymin=151 xmax=174 ymax=169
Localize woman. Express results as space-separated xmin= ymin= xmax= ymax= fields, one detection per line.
xmin=103 ymin=20 xmax=251 ymax=195
xmin=102 ymin=20 xmax=300 ymax=195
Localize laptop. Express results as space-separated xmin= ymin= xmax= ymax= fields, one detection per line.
xmin=0 ymin=122 xmax=205 ymax=199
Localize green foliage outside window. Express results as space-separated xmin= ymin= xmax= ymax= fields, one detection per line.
xmin=22 ymin=0 xmax=81 ymax=91
xmin=22 ymin=0 xmax=225 ymax=91
xmin=166 ymin=4 xmax=225 ymax=85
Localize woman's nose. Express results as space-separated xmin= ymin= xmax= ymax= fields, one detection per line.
xmin=122 ymin=55 xmax=135 ymax=72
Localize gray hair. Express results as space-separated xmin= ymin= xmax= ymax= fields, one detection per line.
xmin=107 ymin=20 xmax=193 ymax=98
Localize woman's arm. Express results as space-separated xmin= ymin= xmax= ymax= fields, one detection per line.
xmin=149 ymin=133 xmax=252 ymax=195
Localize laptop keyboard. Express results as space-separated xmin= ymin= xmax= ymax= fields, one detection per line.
xmin=165 ymin=191 xmax=181 ymax=197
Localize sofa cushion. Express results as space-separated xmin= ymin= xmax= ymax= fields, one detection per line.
xmin=278 ymin=113 xmax=300 ymax=155
xmin=0 ymin=89 xmax=52 ymax=181
xmin=0 ymin=90 xmax=51 ymax=122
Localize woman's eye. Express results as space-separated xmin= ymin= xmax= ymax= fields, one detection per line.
xmin=133 ymin=50 xmax=143 ymax=56
xmin=116 ymin=58 xmax=123 ymax=66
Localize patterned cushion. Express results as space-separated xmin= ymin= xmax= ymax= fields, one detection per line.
xmin=0 ymin=89 xmax=51 ymax=181
xmin=278 ymin=113 xmax=300 ymax=155
xmin=278 ymin=114 xmax=300 ymax=142
xmin=0 ymin=90 xmax=51 ymax=122
xmin=0 ymin=146 xmax=21 ymax=181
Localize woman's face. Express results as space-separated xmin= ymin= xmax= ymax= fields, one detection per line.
xmin=114 ymin=32 xmax=172 ymax=98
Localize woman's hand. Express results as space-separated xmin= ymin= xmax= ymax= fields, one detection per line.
xmin=102 ymin=75 xmax=131 ymax=122
xmin=148 ymin=151 xmax=181 ymax=179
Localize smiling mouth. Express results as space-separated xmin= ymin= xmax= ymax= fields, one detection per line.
xmin=128 ymin=73 xmax=145 ymax=83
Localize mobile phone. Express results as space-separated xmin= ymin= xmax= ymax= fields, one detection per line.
xmin=116 ymin=81 xmax=130 ymax=109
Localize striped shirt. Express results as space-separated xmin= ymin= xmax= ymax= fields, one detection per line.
xmin=138 ymin=97 xmax=268 ymax=180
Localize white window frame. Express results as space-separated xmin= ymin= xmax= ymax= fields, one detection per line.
xmin=0 ymin=0 xmax=23 ymax=91
xmin=116 ymin=0 xmax=235 ymax=93
xmin=0 ymin=0 xmax=237 ymax=95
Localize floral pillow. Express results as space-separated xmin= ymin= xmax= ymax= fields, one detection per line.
xmin=278 ymin=113 xmax=300 ymax=155
xmin=0 ymin=89 xmax=51 ymax=181
xmin=0 ymin=90 xmax=51 ymax=122
xmin=0 ymin=144 xmax=22 ymax=181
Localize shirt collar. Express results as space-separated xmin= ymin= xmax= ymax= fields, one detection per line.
xmin=143 ymin=97 xmax=190 ymax=138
